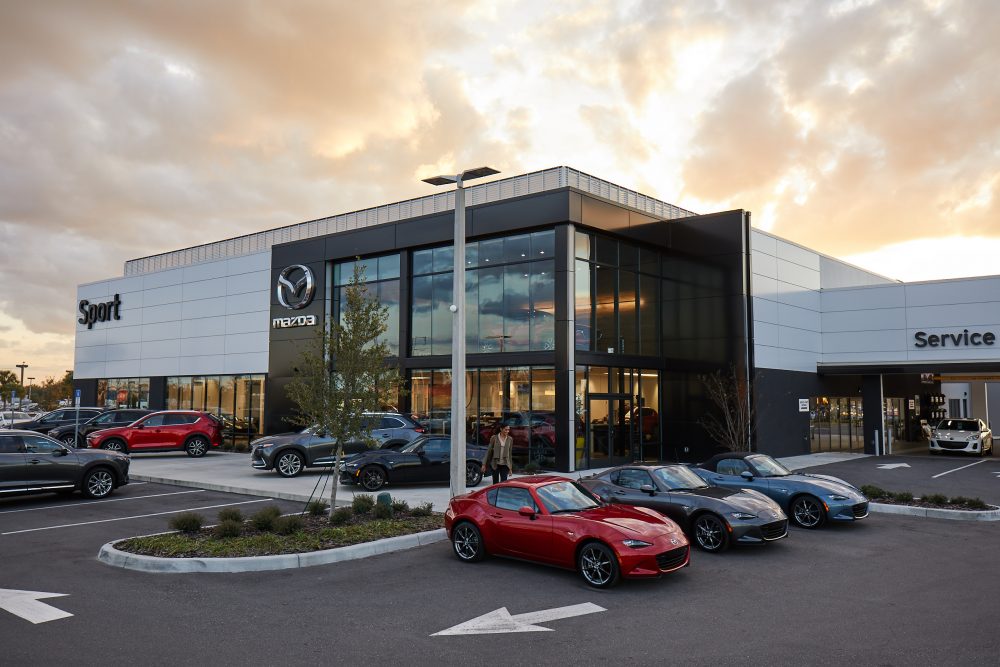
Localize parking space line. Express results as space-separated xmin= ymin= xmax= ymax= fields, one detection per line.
xmin=931 ymin=459 xmax=988 ymax=478
xmin=0 ymin=499 xmax=272 ymax=535
xmin=0 ymin=490 xmax=206 ymax=515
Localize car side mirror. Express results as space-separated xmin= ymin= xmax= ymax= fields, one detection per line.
xmin=53 ymin=448 xmax=69 ymax=457
xmin=517 ymin=506 xmax=536 ymax=519
xmin=740 ymin=471 xmax=754 ymax=481
xmin=640 ymin=484 xmax=656 ymax=495
xmin=135 ymin=423 xmax=145 ymax=429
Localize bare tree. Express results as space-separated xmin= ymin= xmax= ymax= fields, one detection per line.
xmin=285 ymin=263 xmax=402 ymax=518
xmin=699 ymin=364 xmax=754 ymax=452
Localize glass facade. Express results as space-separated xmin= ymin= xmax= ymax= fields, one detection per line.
xmin=333 ymin=254 xmax=401 ymax=356
xmin=167 ymin=375 xmax=266 ymax=448
xmin=574 ymin=366 xmax=662 ymax=470
xmin=96 ymin=378 xmax=150 ymax=409
xmin=809 ymin=397 xmax=864 ymax=452
xmin=412 ymin=230 xmax=556 ymax=355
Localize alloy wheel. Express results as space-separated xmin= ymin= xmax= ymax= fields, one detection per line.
xmin=792 ymin=497 xmax=823 ymax=528
xmin=103 ymin=440 xmax=125 ymax=453
xmin=361 ymin=467 xmax=385 ymax=491
xmin=186 ymin=438 xmax=208 ymax=457
xmin=580 ymin=545 xmax=614 ymax=586
xmin=87 ymin=470 xmax=114 ymax=498
xmin=466 ymin=463 xmax=482 ymax=486
xmin=694 ymin=515 xmax=725 ymax=551
xmin=453 ymin=524 xmax=480 ymax=561
xmin=277 ymin=452 xmax=303 ymax=477
xmin=60 ymin=435 xmax=77 ymax=447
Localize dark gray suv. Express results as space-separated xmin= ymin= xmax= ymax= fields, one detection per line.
xmin=0 ymin=430 xmax=130 ymax=499
xmin=250 ymin=412 xmax=426 ymax=477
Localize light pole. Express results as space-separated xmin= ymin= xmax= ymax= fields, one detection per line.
xmin=422 ymin=166 xmax=500 ymax=498
xmin=15 ymin=362 xmax=27 ymax=409
xmin=27 ymin=377 xmax=34 ymax=400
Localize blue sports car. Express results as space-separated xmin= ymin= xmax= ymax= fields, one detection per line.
xmin=693 ymin=452 xmax=868 ymax=529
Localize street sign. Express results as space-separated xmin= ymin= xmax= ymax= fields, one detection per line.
xmin=798 ymin=399 xmax=809 ymax=412
xmin=74 ymin=389 xmax=81 ymax=407
xmin=432 ymin=603 xmax=605 ymax=636
xmin=0 ymin=588 xmax=73 ymax=624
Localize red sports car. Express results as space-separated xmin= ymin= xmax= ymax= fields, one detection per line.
xmin=444 ymin=475 xmax=690 ymax=588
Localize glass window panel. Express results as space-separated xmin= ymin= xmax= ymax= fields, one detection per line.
xmin=575 ymin=367 xmax=588 ymax=469
xmin=575 ymin=230 xmax=591 ymax=261
xmin=138 ymin=378 xmax=149 ymax=409
xmin=477 ymin=368 xmax=503 ymax=444
xmin=508 ymin=367 xmax=531 ymax=414
xmin=595 ymin=236 xmax=617 ymax=267
xmin=465 ymin=270 xmax=478 ymax=353
xmin=640 ymin=248 xmax=660 ymax=276
xmin=619 ymin=242 xmax=638 ymax=271
xmin=411 ymin=275 xmax=432 ymax=356
xmin=379 ymin=281 xmax=400 ymax=356
xmin=594 ymin=266 xmax=617 ymax=353
xmin=503 ymin=264 xmax=531 ymax=352
xmin=477 ymin=266 xmax=504 ymax=352
xmin=191 ymin=377 xmax=206 ymax=411
xmin=619 ymin=270 xmax=637 ymax=354
xmin=503 ymin=234 xmax=531 ymax=263
xmin=464 ymin=369 xmax=478 ymax=444
xmin=205 ymin=377 xmax=220 ymax=415
xmin=412 ymin=249 xmax=433 ymax=276
xmin=377 ymin=254 xmax=400 ymax=281
xmin=478 ymin=238 xmax=503 ymax=266
xmin=166 ymin=377 xmax=180 ymax=410
xmin=530 ymin=260 xmax=555 ymax=351
xmin=637 ymin=370 xmax=660 ymax=462
xmin=97 ymin=379 xmax=108 ymax=408
xmin=575 ymin=260 xmax=592 ymax=351
xmin=178 ymin=376 xmax=192 ymax=409
xmin=410 ymin=370 xmax=432 ymax=428
xmin=431 ymin=272 xmax=453 ymax=354
xmin=250 ymin=375 xmax=264 ymax=438
xmin=639 ymin=274 xmax=659 ymax=355
xmin=431 ymin=370 xmax=453 ymax=435
xmin=432 ymin=246 xmax=454 ymax=273
xmin=587 ymin=367 xmax=610 ymax=464
xmin=530 ymin=230 xmax=555 ymax=259
xmin=220 ymin=376 xmax=236 ymax=439
xmin=531 ymin=368 xmax=556 ymax=413
xmin=465 ymin=241 xmax=479 ymax=269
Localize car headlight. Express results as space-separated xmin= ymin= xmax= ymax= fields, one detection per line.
xmin=829 ymin=494 xmax=850 ymax=501
xmin=730 ymin=512 xmax=755 ymax=520
xmin=622 ymin=539 xmax=652 ymax=549
xmin=967 ymin=434 xmax=981 ymax=442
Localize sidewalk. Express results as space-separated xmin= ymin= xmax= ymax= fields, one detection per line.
xmin=128 ymin=450 xmax=865 ymax=511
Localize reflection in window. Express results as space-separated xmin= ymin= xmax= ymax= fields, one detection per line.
xmin=334 ymin=254 xmax=401 ymax=356
xmin=96 ymin=377 xmax=150 ymax=409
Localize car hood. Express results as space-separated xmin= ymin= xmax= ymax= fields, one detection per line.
xmin=677 ymin=486 xmax=782 ymax=514
xmin=251 ymin=432 xmax=319 ymax=447
xmin=934 ymin=430 xmax=978 ymax=438
xmin=73 ymin=448 xmax=129 ymax=463
xmin=782 ymin=474 xmax=866 ymax=499
xmin=568 ymin=504 xmax=681 ymax=538
xmin=89 ymin=425 xmax=130 ymax=438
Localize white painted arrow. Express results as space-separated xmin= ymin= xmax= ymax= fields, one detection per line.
xmin=432 ymin=602 xmax=605 ymax=636
xmin=877 ymin=463 xmax=911 ymax=470
xmin=0 ymin=588 xmax=73 ymax=624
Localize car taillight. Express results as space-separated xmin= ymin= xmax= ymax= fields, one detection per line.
xmin=414 ymin=426 xmax=425 ymax=433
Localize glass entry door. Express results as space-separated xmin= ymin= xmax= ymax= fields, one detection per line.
xmin=588 ymin=393 xmax=634 ymax=467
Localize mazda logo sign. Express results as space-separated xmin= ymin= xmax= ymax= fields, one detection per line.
xmin=276 ymin=265 xmax=315 ymax=310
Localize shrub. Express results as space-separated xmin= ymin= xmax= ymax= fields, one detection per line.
xmin=329 ymin=507 xmax=353 ymax=525
xmin=950 ymin=496 xmax=989 ymax=510
xmin=860 ymin=485 xmax=887 ymax=500
xmin=391 ymin=498 xmax=410 ymax=514
xmin=214 ymin=519 xmax=243 ymax=539
xmin=218 ymin=507 xmax=244 ymax=523
xmin=169 ymin=512 xmax=204 ymax=534
xmin=373 ymin=502 xmax=393 ymax=520
xmin=524 ymin=461 xmax=541 ymax=474
xmin=411 ymin=501 xmax=434 ymax=517
xmin=251 ymin=505 xmax=283 ymax=532
xmin=306 ymin=500 xmax=330 ymax=516
xmin=891 ymin=491 xmax=913 ymax=503
xmin=352 ymin=494 xmax=375 ymax=514
xmin=923 ymin=493 xmax=949 ymax=505
xmin=274 ymin=515 xmax=305 ymax=535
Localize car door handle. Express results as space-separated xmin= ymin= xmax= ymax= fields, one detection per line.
xmin=29 ymin=458 xmax=41 ymax=464
xmin=490 ymin=513 xmax=502 ymax=519
xmin=613 ymin=490 xmax=627 ymax=495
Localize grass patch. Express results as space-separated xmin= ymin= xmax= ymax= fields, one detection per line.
xmin=860 ymin=485 xmax=888 ymax=500
xmin=306 ymin=500 xmax=330 ymax=516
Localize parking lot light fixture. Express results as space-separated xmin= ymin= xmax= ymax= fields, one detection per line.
xmin=422 ymin=167 xmax=500 ymax=498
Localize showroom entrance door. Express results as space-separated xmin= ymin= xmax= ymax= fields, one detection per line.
xmin=587 ymin=393 xmax=634 ymax=468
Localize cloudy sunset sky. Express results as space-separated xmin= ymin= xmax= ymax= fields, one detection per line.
xmin=1 ymin=0 xmax=998 ymax=381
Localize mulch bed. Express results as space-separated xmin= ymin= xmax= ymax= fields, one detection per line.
xmin=870 ymin=498 xmax=995 ymax=511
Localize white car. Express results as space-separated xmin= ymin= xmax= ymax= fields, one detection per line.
xmin=0 ymin=411 xmax=33 ymax=428
xmin=929 ymin=418 xmax=994 ymax=456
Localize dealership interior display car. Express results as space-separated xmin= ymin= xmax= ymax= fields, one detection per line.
xmin=446 ymin=476 xmax=690 ymax=588
xmin=929 ymin=418 xmax=993 ymax=456
xmin=694 ymin=453 xmax=869 ymax=529
xmin=48 ymin=408 xmax=152 ymax=448
xmin=87 ymin=410 xmax=222 ymax=456
xmin=12 ymin=407 xmax=105 ymax=435
xmin=580 ymin=464 xmax=788 ymax=552
xmin=339 ymin=435 xmax=486 ymax=491
xmin=0 ymin=430 xmax=130 ymax=499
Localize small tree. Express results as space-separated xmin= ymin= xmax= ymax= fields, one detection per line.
xmin=285 ymin=263 xmax=402 ymax=519
xmin=699 ymin=364 xmax=754 ymax=453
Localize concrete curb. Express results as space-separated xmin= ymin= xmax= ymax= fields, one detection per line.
xmin=98 ymin=528 xmax=448 ymax=573
xmin=870 ymin=502 xmax=1000 ymax=521
xmin=130 ymin=473 xmax=352 ymax=506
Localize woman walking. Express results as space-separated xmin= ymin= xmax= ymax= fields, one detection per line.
xmin=482 ymin=424 xmax=514 ymax=483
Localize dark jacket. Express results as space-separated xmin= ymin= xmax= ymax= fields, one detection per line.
xmin=483 ymin=433 xmax=513 ymax=469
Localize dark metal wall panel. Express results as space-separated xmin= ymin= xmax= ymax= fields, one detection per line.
xmin=469 ymin=191 xmax=572 ymax=238
xmin=148 ymin=377 xmax=167 ymax=410
xmin=72 ymin=379 xmax=98 ymax=408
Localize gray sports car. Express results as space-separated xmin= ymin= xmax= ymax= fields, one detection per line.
xmin=580 ymin=464 xmax=788 ymax=553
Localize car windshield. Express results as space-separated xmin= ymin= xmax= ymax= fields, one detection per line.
xmin=747 ymin=455 xmax=791 ymax=477
xmin=937 ymin=419 xmax=978 ymax=432
xmin=535 ymin=481 xmax=600 ymax=513
xmin=400 ymin=439 xmax=429 ymax=453
xmin=653 ymin=466 xmax=709 ymax=490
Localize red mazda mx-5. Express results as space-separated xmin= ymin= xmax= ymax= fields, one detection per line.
xmin=444 ymin=475 xmax=690 ymax=588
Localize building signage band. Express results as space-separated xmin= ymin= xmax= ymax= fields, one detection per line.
xmin=276 ymin=264 xmax=315 ymax=310
xmin=913 ymin=330 xmax=995 ymax=348
xmin=272 ymin=314 xmax=317 ymax=329
xmin=78 ymin=294 xmax=122 ymax=329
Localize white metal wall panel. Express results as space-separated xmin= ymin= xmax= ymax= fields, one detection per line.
xmin=821 ymin=308 xmax=906 ymax=333
xmin=821 ymin=285 xmax=906 ymax=312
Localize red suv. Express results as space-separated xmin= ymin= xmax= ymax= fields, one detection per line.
xmin=87 ymin=411 xmax=222 ymax=457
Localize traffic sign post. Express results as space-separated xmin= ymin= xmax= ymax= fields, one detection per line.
xmin=73 ymin=389 xmax=81 ymax=448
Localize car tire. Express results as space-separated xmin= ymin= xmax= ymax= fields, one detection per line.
xmin=790 ymin=495 xmax=826 ymax=529
xmin=360 ymin=466 xmax=386 ymax=491
xmin=59 ymin=434 xmax=78 ymax=448
xmin=275 ymin=450 xmax=304 ymax=477
xmin=185 ymin=436 xmax=209 ymax=458
xmin=692 ymin=513 xmax=730 ymax=553
xmin=82 ymin=467 xmax=115 ymax=499
xmin=466 ymin=462 xmax=483 ymax=487
xmin=451 ymin=521 xmax=486 ymax=562
xmin=578 ymin=541 xmax=621 ymax=588
xmin=102 ymin=438 xmax=128 ymax=454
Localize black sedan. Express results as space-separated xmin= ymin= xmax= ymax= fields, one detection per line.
xmin=12 ymin=407 xmax=104 ymax=435
xmin=0 ymin=430 xmax=130 ymax=499
xmin=48 ymin=408 xmax=152 ymax=448
xmin=339 ymin=435 xmax=486 ymax=491
xmin=579 ymin=464 xmax=788 ymax=552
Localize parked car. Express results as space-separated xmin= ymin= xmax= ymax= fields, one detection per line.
xmin=11 ymin=407 xmax=105 ymax=435
xmin=339 ymin=435 xmax=486 ymax=491
xmin=478 ymin=411 xmax=556 ymax=465
xmin=48 ymin=409 xmax=153 ymax=448
xmin=445 ymin=476 xmax=690 ymax=588
xmin=0 ymin=411 xmax=33 ymax=428
xmin=929 ymin=418 xmax=993 ymax=456
xmin=579 ymin=464 xmax=788 ymax=552
xmin=86 ymin=411 xmax=222 ymax=457
xmin=693 ymin=452 xmax=868 ymax=529
xmin=0 ymin=430 xmax=130 ymax=499
xmin=251 ymin=425 xmax=378 ymax=477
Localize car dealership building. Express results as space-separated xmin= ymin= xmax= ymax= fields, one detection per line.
xmin=73 ymin=166 xmax=1000 ymax=469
